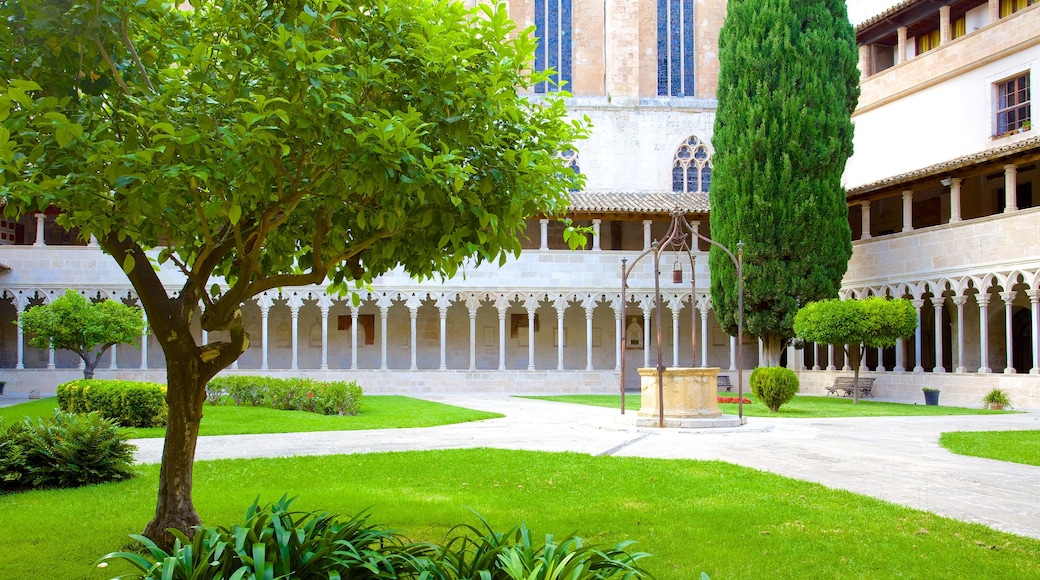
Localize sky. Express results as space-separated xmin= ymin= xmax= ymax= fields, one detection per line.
xmin=846 ymin=0 xmax=903 ymax=26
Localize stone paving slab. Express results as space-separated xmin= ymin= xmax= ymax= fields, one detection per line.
xmin=130 ymin=395 xmax=1040 ymax=541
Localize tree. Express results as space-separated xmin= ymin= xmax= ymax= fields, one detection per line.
xmin=708 ymin=0 xmax=860 ymax=366
xmin=20 ymin=290 xmax=146 ymax=379
xmin=0 ymin=0 xmax=586 ymax=545
xmin=793 ymin=297 xmax=917 ymax=403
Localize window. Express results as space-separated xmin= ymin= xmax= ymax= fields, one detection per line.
xmin=996 ymin=74 xmax=1031 ymax=134
xmin=657 ymin=0 xmax=695 ymax=97
xmin=1000 ymin=0 xmax=1036 ymax=17
xmin=671 ymin=136 xmax=712 ymax=194
xmin=915 ymin=29 xmax=940 ymax=54
xmin=533 ymin=0 xmax=572 ymax=93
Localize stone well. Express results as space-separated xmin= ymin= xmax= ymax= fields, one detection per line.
xmin=636 ymin=367 xmax=744 ymax=428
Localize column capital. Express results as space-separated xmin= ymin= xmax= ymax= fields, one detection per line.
xmin=999 ymin=290 xmax=1017 ymax=304
xmin=975 ymin=292 xmax=992 ymax=307
xmin=952 ymin=295 xmax=967 ymax=307
xmin=930 ymin=295 xmax=945 ymax=307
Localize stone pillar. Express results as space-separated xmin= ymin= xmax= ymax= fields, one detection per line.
xmin=15 ymin=311 xmax=23 ymax=370
xmin=140 ymin=315 xmax=149 ymax=370
xmin=592 ymin=219 xmax=601 ymax=251
xmin=729 ymin=335 xmax=737 ymax=371
xmin=406 ymin=296 xmax=421 ymax=371
xmin=858 ymin=44 xmax=871 ymax=80
xmin=894 ymin=338 xmax=905 ymax=372
xmin=33 ymin=213 xmax=45 ymax=246
xmin=1004 ymin=164 xmax=1018 ymax=212
xmin=860 ymin=200 xmax=871 ymax=239
xmin=953 ymin=296 xmax=967 ymax=372
xmin=874 ymin=347 xmax=883 ymax=371
xmin=949 ymin=177 xmax=962 ymax=223
xmin=108 ymin=344 xmax=117 ymax=370
xmin=466 ymin=296 xmax=479 ymax=371
xmin=497 ymin=301 xmax=507 ymax=371
xmin=700 ymin=305 xmax=709 ymax=368
xmin=287 ymin=293 xmax=303 ymax=371
xmin=931 ymin=296 xmax=945 ymax=373
xmin=812 ymin=342 xmax=821 ymax=371
xmin=642 ymin=220 xmax=652 ymax=250
xmin=912 ymin=299 xmax=924 ymax=372
xmin=671 ymin=306 xmax=681 ymax=367
xmin=48 ymin=345 xmax=56 ymax=370
xmin=976 ymin=293 xmax=992 ymax=373
xmin=897 ymin=26 xmax=907 ymax=64
xmin=902 ymin=190 xmax=914 ymax=232
xmin=377 ymin=296 xmax=391 ymax=371
xmin=525 ymin=296 xmax=540 ymax=371
xmin=539 ymin=218 xmax=549 ymax=250
xmin=583 ymin=297 xmax=596 ymax=371
xmin=436 ymin=295 xmax=451 ymax=371
xmin=1030 ymin=290 xmax=1040 ymax=374
xmin=258 ymin=294 xmax=273 ymax=371
xmin=350 ymin=307 xmax=359 ymax=371
xmin=758 ymin=337 xmax=765 ymax=367
xmin=827 ymin=344 xmax=836 ymax=371
xmin=841 ymin=340 xmax=851 ymax=371
xmin=318 ymin=294 xmax=333 ymax=371
xmin=989 ymin=0 xmax=1001 ymax=22
xmin=614 ymin=303 xmax=623 ymax=371
xmin=939 ymin=5 xmax=951 ymax=43
xmin=555 ymin=297 xmax=567 ymax=371
xmin=1001 ymin=290 xmax=1017 ymax=373
xmin=643 ymin=308 xmax=652 ymax=368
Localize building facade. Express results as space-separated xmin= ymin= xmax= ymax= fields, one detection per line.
xmin=0 ymin=0 xmax=1037 ymax=407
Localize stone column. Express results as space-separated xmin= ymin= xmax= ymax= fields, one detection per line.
xmin=1004 ymin=164 xmax=1018 ymax=212
xmin=841 ymin=340 xmax=851 ymax=371
xmin=140 ymin=314 xmax=149 ymax=370
xmin=377 ymin=295 xmax=392 ymax=370
xmin=894 ymin=338 xmax=905 ymax=372
xmin=48 ymin=345 xmax=56 ymax=370
xmin=15 ymin=311 xmax=23 ymax=370
xmin=949 ymin=177 xmax=962 ymax=223
xmin=525 ymin=296 xmax=540 ymax=371
xmin=953 ymin=296 xmax=967 ymax=373
xmin=287 ymin=293 xmax=304 ymax=371
xmin=317 ymin=294 xmax=334 ymax=371
xmin=989 ymin=0 xmax=1000 ymax=22
xmin=1001 ymin=290 xmax=1017 ymax=373
xmin=583 ymin=297 xmax=596 ymax=371
xmin=614 ymin=302 xmax=622 ymax=371
xmin=466 ymin=296 xmax=480 ymax=371
xmin=33 ymin=213 xmax=45 ymax=246
xmin=257 ymin=294 xmax=273 ymax=371
xmin=643 ymin=307 xmax=652 ymax=368
xmin=496 ymin=298 xmax=508 ymax=371
xmin=591 ymin=219 xmax=601 ymax=251
xmin=108 ymin=344 xmax=117 ymax=370
xmin=642 ymin=220 xmax=652 ymax=250
xmin=729 ymin=336 xmax=737 ymax=371
xmin=931 ymin=296 xmax=945 ymax=373
xmin=699 ymin=303 xmax=709 ymax=368
xmin=912 ymin=299 xmax=924 ymax=372
xmin=827 ymin=344 xmax=836 ymax=371
xmin=406 ymin=294 xmax=422 ymax=371
xmin=539 ymin=218 xmax=549 ymax=250
xmin=902 ymin=190 xmax=914 ymax=232
xmin=436 ymin=295 xmax=452 ymax=371
xmin=858 ymin=44 xmax=871 ymax=80
xmin=812 ymin=342 xmax=821 ymax=371
xmin=939 ymin=5 xmax=951 ymax=43
xmin=896 ymin=26 xmax=907 ymax=64
xmin=350 ymin=306 xmax=359 ymax=371
xmin=1030 ymin=290 xmax=1040 ymax=374
xmin=874 ymin=347 xmax=883 ymax=371
xmin=860 ymin=200 xmax=871 ymax=239
xmin=555 ymin=297 xmax=567 ymax=371
xmin=670 ymin=303 xmax=681 ymax=367
xmin=976 ymin=293 xmax=992 ymax=373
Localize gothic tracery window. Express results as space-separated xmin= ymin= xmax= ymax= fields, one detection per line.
xmin=534 ymin=0 xmax=573 ymax=93
xmin=671 ymin=136 xmax=711 ymax=194
xmin=657 ymin=0 xmax=695 ymax=97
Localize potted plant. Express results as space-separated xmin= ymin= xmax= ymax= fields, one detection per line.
xmin=982 ymin=388 xmax=1012 ymax=410
xmin=922 ymin=387 xmax=940 ymax=406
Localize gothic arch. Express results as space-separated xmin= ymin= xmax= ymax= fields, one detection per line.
xmin=671 ymin=135 xmax=712 ymax=194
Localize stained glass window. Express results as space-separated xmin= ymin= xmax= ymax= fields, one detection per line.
xmin=534 ymin=0 xmax=573 ymax=93
xmin=672 ymin=136 xmax=712 ymax=193
xmin=657 ymin=0 xmax=695 ymax=96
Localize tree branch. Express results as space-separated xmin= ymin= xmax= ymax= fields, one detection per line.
xmin=118 ymin=18 xmax=155 ymax=93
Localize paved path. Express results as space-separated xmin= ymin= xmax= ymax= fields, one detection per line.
xmin=131 ymin=395 xmax=1040 ymax=541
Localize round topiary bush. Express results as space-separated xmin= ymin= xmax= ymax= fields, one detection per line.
xmin=749 ymin=367 xmax=799 ymax=412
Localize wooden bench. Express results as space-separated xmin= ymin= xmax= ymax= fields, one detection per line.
xmin=717 ymin=375 xmax=733 ymax=392
xmin=826 ymin=376 xmax=875 ymax=398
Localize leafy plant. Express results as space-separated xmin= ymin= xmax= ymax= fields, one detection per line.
xmin=749 ymin=367 xmax=799 ymax=412
xmin=981 ymin=389 xmax=1012 ymax=409
xmin=207 ymin=376 xmax=363 ymax=416
xmin=57 ymin=379 xmax=168 ymax=427
xmin=1 ymin=410 xmax=134 ymax=491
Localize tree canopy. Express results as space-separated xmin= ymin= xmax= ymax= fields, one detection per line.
xmin=0 ymin=0 xmax=586 ymax=544
xmin=708 ymin=0 xmax=860 ymax=366
xmin=20 ymin=290 xmax=146 ymax=379
xmin=794 ymin=297 xmax=917 ymax=402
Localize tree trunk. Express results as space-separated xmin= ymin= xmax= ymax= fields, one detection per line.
xmin=761 ymin=334 xmax=785 ymax=367
xmin=142 ymin=350 xmax=207 ymax=550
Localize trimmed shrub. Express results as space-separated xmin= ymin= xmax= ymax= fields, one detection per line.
xmin=57 ymin=379 xmax=168 ymax=427
xmin=1 ymin=410 xmax=135 ymax=492
xmin=749 ymin=367 xmax=799 ymax=412
xmin=206 ymin=376 xmax=362 ymax=416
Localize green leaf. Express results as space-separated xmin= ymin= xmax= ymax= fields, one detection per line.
xmin=228 ymin=204 xmax=242 ymax=225
xmin=122 ymin=255 xmax=136 ymax=274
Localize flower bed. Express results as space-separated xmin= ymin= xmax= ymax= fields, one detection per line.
xmin=718 ymin=396 xmax=752 ymax=404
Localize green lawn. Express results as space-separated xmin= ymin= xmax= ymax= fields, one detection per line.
xmin=521 ymin=394 xmax=1012 ymax=418
xmin=0 ymin=396 xmax=502 ymax=437
xmin=1 ymin=449 xmax=1038 ymax=579
xmin=940 ymin=430 xmax=1040 ymax=467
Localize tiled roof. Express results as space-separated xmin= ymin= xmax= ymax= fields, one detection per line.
xmin=854 ymin=0 xmax=916 ymax=30
xmin=567 ymin=191 xmax=710 ymax=214
xmin=847 ymin=136 xmax=1040 ymax=195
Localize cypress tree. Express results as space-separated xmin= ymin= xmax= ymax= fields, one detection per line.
xmin=708 ymin=0 xmax=860 ymax=366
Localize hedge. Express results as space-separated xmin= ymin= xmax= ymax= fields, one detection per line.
xmin=206 ymin=376 xmax=363 ymax=416
xmin=56 ymin=379 xmax=168 ymax=428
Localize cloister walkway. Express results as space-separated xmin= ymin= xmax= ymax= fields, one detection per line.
xmin=124 ymin=395 xmax=1040 ymax=541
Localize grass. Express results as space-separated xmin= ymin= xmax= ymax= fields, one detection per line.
xmin=520 ymin=394 xmax=1014 ymax=418
xmin=0 ymin=396 xmax=502 ymax=438
xmin=1 ymin=448 xmax=1038 ymax=579
xmin=940 ymin=430 xmax=1040 ymax=467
